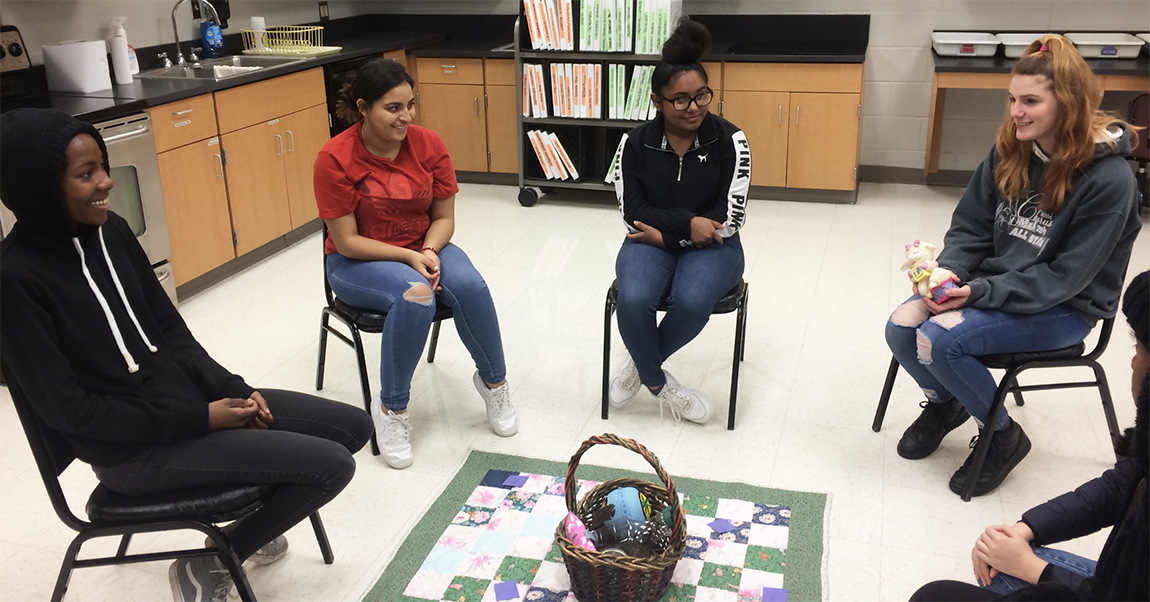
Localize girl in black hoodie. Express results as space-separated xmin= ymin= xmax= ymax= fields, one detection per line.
xmin=909 ymin=271 xmax=1150 ymax=602
xmin=0 ymin=108 xmax=373 ymax=602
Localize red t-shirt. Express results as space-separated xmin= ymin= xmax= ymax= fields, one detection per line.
xmin=313 ymin=122 xmax=459 ymax=254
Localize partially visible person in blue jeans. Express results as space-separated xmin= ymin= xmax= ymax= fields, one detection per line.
xmin=314 ymin=58 xmax=515 ymax=470
xmin=885 ymin=35 xmax=1142 ymax=498
xmin=607 ymin=19 xmax=751 ymax=425
xmin=908 ymin=270 xmax=1149 ymax=602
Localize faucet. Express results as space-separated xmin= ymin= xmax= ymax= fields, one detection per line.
xmin=170 ymin=0 xmax=221 ymax=66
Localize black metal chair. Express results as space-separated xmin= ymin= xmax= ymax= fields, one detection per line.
xmin=602 ymin=278 xmax=750 ymax=430
xmin=872 ymin=317 xmax=1120 ymax=502
xmin=2 ymin=364 xmax=334 ymax=602
xmin=314 ymin=225 xmax=453 ymax=455
xmin=1127 ymin=93 xmax=1149 ymax=210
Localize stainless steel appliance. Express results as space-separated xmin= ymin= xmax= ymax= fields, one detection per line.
xmin=0 ymin=115 xmax=176 ymax=305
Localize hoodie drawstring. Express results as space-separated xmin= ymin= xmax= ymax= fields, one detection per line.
xmin=98 ymin=228 xmax=158 ymax=354
xmin=72 ymin=227 xmax=157 ymax=373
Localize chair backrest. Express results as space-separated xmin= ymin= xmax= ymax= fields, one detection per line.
xmin=1128 ymin=93 xmax=1150 ymax=161
xmin=1 ymin=361 xmax=89 ymax=531
xmin=321 ymin=223 xmax=336 ymax=308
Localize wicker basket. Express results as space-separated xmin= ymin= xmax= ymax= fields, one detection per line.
xmin=554 ymin=434 xmax=685 ymax=601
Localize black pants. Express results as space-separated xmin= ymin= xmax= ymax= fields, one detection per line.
xmin=911 ymin=581 xmax=1000 ymax=601
xmin=94 ymin=390 xmax=373 ymax=559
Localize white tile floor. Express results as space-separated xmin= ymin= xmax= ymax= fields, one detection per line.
xmin=1 ymin=182 xmax=1146 ymax=602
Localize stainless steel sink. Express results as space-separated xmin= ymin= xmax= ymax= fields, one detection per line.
xmin=137 ymin=55 xmax=309 ymax=81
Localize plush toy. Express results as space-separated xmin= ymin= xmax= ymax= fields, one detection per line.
xmin=901 ymin=240 xmax=958 ymax=302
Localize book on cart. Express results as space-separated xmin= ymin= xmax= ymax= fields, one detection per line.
xmin=527 ymin=129 xmax=584 ymax=181
xmin=524 ymin=0 xmax=574 ymax=50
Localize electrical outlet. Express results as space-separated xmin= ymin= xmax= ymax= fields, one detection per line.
xmin=191 ymin=0 xmax=201 ymax=19
xmin=318 ymin=1 xmax=329 ymax=21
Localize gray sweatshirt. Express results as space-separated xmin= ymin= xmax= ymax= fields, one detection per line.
xmin=937 ymin=124 xmax=1142 ymax=324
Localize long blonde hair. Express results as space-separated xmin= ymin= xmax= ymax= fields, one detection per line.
xmin=994 ymin=34 xmax=1134 ymax=212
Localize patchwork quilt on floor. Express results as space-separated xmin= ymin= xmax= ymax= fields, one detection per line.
xmin=400 ymin=469 xmax=793 ymax=602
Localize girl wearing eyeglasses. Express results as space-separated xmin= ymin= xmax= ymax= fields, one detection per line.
xmin=607 ymin=19 xmax=752 ymax=424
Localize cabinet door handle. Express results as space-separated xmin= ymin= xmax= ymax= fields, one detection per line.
xmin=474 ymin=98 xmax=479 ymax=115
xmin=440 ymin=64 xmax=456 ymax=69
xmin=285 ymin=130 xmax=295 ymax=153
xmin=213 ymin=153 xmax=223 ymax=178
xmin=795 ymin=106 xmax=800 ymax=126
xmin=274 ymin=133 xmax=283 ymax=156
xmin=172 ymin=108 xmax=194 ymax=116
xmin=778 ymin=105 xmax=782 ymax=124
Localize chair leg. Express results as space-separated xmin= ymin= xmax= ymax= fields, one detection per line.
xmin=316 ymin=312 xmax=331 ymax=391
xmin=1010 ymin=376 xmax=1025 ymax=407
xmin=51 ymin=536 xmax=85 ymax=602
xmin=427 ymin=319 xmax=443 ymax=363
xmin=217 ymin=548 xmax=255 ymax=602
xmin=115 ymin=534 xmax=132 ymax=557
xmin=738 ymin=284 xmax=749 ymax=362
xmin=961 ymin=374 xmax=1014 ymax=502
xmin=309 ymin=512 xmax=335 ymax=565
xmin=729 ymin=298 xmax=747 ymax=431
xmin=872 ymin=356 xmax=901 ymax=433
xmin=1091 ymin=362 xmax=1121 ymax=456
xmin=352 ymin=327 xmax=379 ymax=456
xmin=602 ymin=296 xmax=615 ymax=421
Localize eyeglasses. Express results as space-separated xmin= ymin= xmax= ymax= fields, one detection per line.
xmin=659 ymin=88 xmax=713 ymax=111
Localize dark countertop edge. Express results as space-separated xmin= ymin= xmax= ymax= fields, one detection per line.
xmin=58 ymin=31 xmax=444 ymax=123
xmin=933 ymin=51 xmax=1150 ymax=76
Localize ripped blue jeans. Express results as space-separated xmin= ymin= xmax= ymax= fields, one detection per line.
xmin=885 ymin=296 xmax=1090 ymax=430
xmin=327 ymin=244 xmax=506 ymax=411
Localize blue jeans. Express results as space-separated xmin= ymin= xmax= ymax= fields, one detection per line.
xmin=326 ymin=243 xmax=506 ymax=411
xmin=94 ymin=389 xmax=373 ymax=560
xmin=983 ymin=546 xmax=1096 ymax=594
xmin=615 ymin=234 xmax=745 ymax=387
xmin=885 ymin=297 xmax=1091 ymax=430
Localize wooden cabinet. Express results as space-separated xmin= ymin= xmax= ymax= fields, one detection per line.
xmin=150 ymin=67 xmax=330 ymax=285
xmin=155 ymin=138 xmax=234 ymax=285
xmin=722 ymin=63 xmax=863 ymax=191
xmin=415 ymin=57 xmax=521 ymax=174
xmin=484 ymin=59 xmax=518 ymax=174
xmin=419 ymin=83 xmax=489 ymax=172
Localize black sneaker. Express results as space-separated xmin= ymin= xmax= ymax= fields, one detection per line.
xmin=169 ymin=555 xmax=236 ymax=602
xmin=897 ymin=399 xmax=971 ymax=460
xmin=949 ymin=420 xmax=1032 ymax=498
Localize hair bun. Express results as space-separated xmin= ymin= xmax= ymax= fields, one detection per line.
xmin=334 ymin=83 xmax=362 ymax=125
xmin=661 ymin=18 xmax=711 ymax=64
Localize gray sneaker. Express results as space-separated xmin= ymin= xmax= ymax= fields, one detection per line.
xmin=204 ymin=535 xmax=288 ymax=565
xmin=169 ymin=555 xmax=235 ymax=602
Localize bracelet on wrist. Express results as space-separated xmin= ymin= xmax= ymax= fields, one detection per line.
xmin=420 ymin=247 xmax=438 ymax=256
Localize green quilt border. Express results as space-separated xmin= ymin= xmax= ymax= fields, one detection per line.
xmin=364 ymin=450 xmax=827 ymax=601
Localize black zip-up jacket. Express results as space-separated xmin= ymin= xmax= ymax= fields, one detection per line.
xmin=612 ymin=112 xmax=751 ymax=249
xmin=1 ymin=108 xmax=254 ymax=468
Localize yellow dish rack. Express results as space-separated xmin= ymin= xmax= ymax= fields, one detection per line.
xmin=241 ymin=25 xmax=342 ymax=57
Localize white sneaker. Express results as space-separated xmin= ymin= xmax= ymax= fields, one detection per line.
xmin=473 ymin=371 xmax=518 ymax=437
xmin=656 ymin=371 xmax=714 ymax=425
xmin=608 ymin=358 xmax=642 ymax=407
xmin=371 ymin=396 xmax=413 ymax=469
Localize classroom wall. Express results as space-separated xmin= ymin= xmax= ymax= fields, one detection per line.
xmin=361 ymin=0 xmax=1149 ymax=173
xmin=0 ymin=1 xmax=364 ymax=66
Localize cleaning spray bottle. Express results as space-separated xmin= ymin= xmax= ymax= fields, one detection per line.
xmin=109 ymin=17 xmax=133 ymax=84
xmin=198 ymin=0 xmax=224 ymax=59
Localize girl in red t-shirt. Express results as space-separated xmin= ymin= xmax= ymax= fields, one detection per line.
xmin=314 ymin=59 xmax=516 ymax=469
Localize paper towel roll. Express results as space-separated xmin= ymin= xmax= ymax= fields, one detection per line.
xmin=43 ymin=40 xmax=112 ymax=93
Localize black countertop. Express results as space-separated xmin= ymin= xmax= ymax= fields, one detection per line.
xmin=2 ymin=13 xmax=871 ymax=123
xmin=934 ymin=51 xmax=1150 ymax=75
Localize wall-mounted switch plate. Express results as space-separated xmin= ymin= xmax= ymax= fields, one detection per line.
xmin=318 ymin=2 xmax=330 ymax=21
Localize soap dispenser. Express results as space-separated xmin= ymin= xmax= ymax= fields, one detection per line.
xmin=198 ymin=0 xmax=224 ymax=58
xmin=109 ymin=17 xmax=133 ymax=84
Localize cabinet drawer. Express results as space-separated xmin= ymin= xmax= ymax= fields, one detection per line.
xmin=213 ymin=67 xmax=326 ymax=134
xmin=485 ymin=59 xmax=515 ymax=86
xmin=149 ymin=94 xmax=218 ymax=152
xmin=416 ymin=58 xmax=485 ymax=85
xmin=724 ymin=63 xmax=864 ymax=93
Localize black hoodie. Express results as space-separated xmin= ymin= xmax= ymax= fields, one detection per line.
xmin=1 ymin=108 xmax=254 ymax=467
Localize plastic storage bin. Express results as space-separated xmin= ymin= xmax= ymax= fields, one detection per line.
xmin=1065 ymin=33 xmax=1143 ymax=59
xmin=932 ymin=32 xmax=1000 ymax=57
xmin=996 ymin=33 xmax=1054 ymax=58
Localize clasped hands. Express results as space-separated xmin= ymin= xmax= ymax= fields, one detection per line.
xmin=208 ymin=391 xmax=274 ymax=430
xmin=971 ymin=522 xmax=1048 ymax=587
xmin=913 ymin=277 xmax=973 ymax=314
xmin=628 ymin=216 xmax=723 ymax=249
xmin=408 ymin=248 xmax=442 ymax=291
